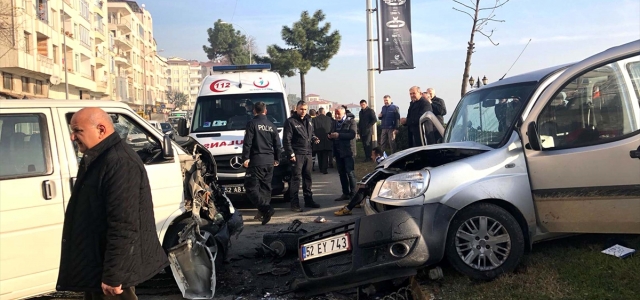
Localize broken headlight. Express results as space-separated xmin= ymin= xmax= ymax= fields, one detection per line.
xmin=378 ymin=171 xmax=429 ymax=200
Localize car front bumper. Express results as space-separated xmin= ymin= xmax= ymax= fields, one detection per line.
xmin=293 ymin=201 xmax=457 ymax=296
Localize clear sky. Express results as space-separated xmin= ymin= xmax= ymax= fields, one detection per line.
xmin=146 ymin=0 xmax=640 ymax=121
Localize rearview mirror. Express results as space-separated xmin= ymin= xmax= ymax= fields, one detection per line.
xmin=526 ymin=122 xmax=541 ymax=151
xmin=177 ymin=118 xmax=189 ymax=137
xmin=162 ymin=134 xmax=174 ymax=160
xmin=482 ymin=99 xmax=498 ymax=108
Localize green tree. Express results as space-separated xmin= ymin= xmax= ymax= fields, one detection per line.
xmin=203 ymin=19 xmax=250 ymax=65
xmin=254 ymin=10 xmax=341 ymax=99
xmin=166 ymin=91 xmax=188 ymax=110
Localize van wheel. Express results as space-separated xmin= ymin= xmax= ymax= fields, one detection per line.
xmin=444 ymin=203 xmax=525 ymax=281
xmin=162 ymin=218 xmax=222 ymax=274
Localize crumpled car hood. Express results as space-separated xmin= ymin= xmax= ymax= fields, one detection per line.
xmin=379 ymin=142 xmax=494 ymax=169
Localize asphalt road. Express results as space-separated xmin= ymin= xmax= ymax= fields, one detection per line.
xmin=38 ymin=168 xmax=363 ymax=300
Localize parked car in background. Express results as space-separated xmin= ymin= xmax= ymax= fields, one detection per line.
xmin=148 ymin=120 xmax=177 ymax=139
xmin=293 ymin=40 xmax=640 ymax=296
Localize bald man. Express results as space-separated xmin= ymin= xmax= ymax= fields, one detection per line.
xmin=57 ymin=108 xmax=168 ymax=299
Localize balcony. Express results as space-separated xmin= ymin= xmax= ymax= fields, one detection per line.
xmin=95 ymin=54 xmax=106 ymax=67
xmin=94 ymin=25 xmax=106 ymax=43
xmin=114 ymin=55 xmax=131 ymax=68
xmin=108 ymin=18 xmax=131 ymax=34
xmin=114 ymin=36 xmax=132 ymax=51
xmin=36 ymin=54 xmax=54 ymax=76
xmin=96 ymin=80 xmax=108 ymax=94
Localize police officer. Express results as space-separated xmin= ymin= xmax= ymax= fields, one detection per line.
xmin=242 ymin=101 xmax=281 ymax=225
xmin=283 ymin=100 xmax=321 ymax=212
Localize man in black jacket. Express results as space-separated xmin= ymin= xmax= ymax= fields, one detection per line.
xmin=242 ymin=102 xmax=281 ymax=225
xmin=283 ymin=101 xmax=321 ymax=211
xmin=57 ymin=108 xmax=168 ymax=299
xmin=424 ymin=88 xmax=447 ymax=126
xmin=312 ymin=107 xmax=333 ymax=174
xmin=358 ymin=99 xmax=377 ymax=162
xmin=329 ymin=107 xmax=358 ymax=201
xmin=401 ymin=86 xmax=434 ymax=147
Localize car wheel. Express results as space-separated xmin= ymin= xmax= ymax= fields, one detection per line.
xmin=444 ymin=203 xmax=525 ymax=280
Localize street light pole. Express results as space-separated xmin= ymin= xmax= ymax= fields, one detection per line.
xmin=61 ymin=3 xmax=69 ymax=99
xmin=366 ymin=0 xmax=378 ymax=147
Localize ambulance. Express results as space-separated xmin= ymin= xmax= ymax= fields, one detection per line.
xmin=182 ymin=64 xmax=290 ymax=197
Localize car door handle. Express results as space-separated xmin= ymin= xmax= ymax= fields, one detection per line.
xmin=42 ymin=180 xmax=54 ymax=200
xmin=631 ymin=146 xmax=640 ymax=159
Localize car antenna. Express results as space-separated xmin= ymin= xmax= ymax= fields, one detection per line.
xmin=499 ymin=38 xmax=532 ymax=80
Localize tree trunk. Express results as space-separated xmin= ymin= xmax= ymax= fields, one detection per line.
xmin=460 ymin=0 xmax=480 ymax=98
xmin=299 ymin=72 xmax=306 ymax=104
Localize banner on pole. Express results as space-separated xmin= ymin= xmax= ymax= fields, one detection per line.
xmin=378 ymin=0 xmax=415 ymax=71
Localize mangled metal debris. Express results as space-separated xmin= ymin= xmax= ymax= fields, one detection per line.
xmin=262 ymin=220 xmax=308 ymax=258
xmin=168 ymin=221 xmax=216 ymax=299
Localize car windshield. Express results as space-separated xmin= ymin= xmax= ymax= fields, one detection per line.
xmin=160 ymin=123 xmax=172 ymax=131
xmin=444 ymin=82 xmax=537 ymax=148
xmin=192 ymin=92 xmax=287 ymax=132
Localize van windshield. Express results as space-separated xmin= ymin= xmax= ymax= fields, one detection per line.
xmin=192 ymin=93 xmax=287 ymax=132
xmin=444 ymin=82 xmax=537 ymax=148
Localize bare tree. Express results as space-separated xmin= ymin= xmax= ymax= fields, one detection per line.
xmin=244 ymin=35 xmax=259 ymax=59
xmin=454 ymin=0 xmax=509 ymax=97
xmin=0 ymin=0 xmax=17 ymax=57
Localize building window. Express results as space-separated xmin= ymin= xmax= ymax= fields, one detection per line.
xmin=74 ymin=54 xmax=80 ymax=72
xmin=21 ymin=77 xmax=30 ymax=93
xmin=79 ymin=25 xmax=90 ymax=48
xmin=52 ymin=45 xmax=58 ymax=64
xmin=23 ymin=31 xmax=31 ymax=54
xmin=95 ymin=13 xmax=103 ymax=32
xmin=37 ymin=0 xmax=49 ymax=23
xmin=80 ymin=0 xmax=90 ymax=21
xmin=35 ymin=80 xmax=43 ymax=95
xmin=3 ymin=73 xmax=13 ymax=90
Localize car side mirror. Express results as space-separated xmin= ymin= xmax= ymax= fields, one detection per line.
xmin=162 ymin=134 xmax=174 ymax=160
xmin=526 ymin=122 xmax=541 ymax=151
xmin=177 ymin=118 xmax=189 ymax=137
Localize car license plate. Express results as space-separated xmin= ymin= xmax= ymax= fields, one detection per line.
xmin=223 ymin=185 xmax=245 ymax=194
xmin=300 ymin=233 xmax=351 ymax=261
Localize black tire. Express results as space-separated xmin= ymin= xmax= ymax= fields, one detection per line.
xmin=444 ymin=203 xmax=525 ymax=281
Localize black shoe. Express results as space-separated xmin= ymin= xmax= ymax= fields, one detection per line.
xmin=253 ymin=211 xmax=263 ymax=221
xmin=305 ymin=201 xmax=321 ymax=208
xmin=334 ymin=194 xmax=350 ymax=201
xmin=261 ymin=208 xmax=275 ymax=225
xmin=291 ymin=205 xmax=303 ymax=212
xmin=322 ymin=170 xmax=328 ymax=174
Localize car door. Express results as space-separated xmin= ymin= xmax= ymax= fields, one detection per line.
xmin=0 ymin=108 xmax=66 ymax=300
xmin=55 ymin=107 xmax=184 ymax=237
xmin=522 ymin=48 xmax=640 ymax=234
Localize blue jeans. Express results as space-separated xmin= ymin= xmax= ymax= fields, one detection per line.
xmin=335 ymin=156 xmax=356 ymax=196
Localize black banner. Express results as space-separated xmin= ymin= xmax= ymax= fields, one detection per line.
xmin=379 ymin=0 xmax=415 ymax=71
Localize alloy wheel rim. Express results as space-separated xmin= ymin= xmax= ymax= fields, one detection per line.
xmin=454 ymin=216 xmax=511 ymax=271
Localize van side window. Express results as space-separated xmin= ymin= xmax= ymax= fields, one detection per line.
xmin=0 ymin=114 xmax=51 ymax=178
xmin=65 ymin=113 xmax=161 ymax=165
xmin=537 ymin=60 xmax=639 ymax=150
xmin=626 ymin=61 xmax=640 ymax=101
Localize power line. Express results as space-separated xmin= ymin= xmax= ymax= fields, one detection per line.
xmin=230 ymin=0 xmax=238 ymax=22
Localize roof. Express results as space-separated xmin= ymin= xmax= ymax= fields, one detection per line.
xmin=0 ymin=99 xmax=133 ymax=109
xmin=307 ymin=100 xmax=331 ymax=105
xmin=306 ymin=94 xmax=320 ymax=97
xmin=109 ymin=0 xmax=143 ymax=13
xmin=480 ymin=64 xmax=571 ymax=90
xmin=345 ymin=103 xmax=360 ymax=108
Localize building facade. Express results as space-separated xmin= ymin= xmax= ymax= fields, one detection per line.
xmin=166 ymin=57 xmax=200 ymax=110
xmin=0 ymin=0 xmax=167 ymax=115
xmin=1 ymin=0 xmax=111 ymax=100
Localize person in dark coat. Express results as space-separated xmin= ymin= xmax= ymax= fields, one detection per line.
xmin=329 ymin=107 xmax=357 ymax=201
xmin=283 ymin=101 xmax=321 ymax=212
xmin=401 ymin=86 xmax=434 ymax=147
xmin=242 ymin=102 xmax=281 ymax=225
xmin=312 ymin=107 xmax=333 ymax=174
xmin=57 ymin=108 xmax=168 ymax=299
xmin=378 ymin=95 xmax=400 ymax=153
xmin=325 ymin=111 xmax=335 ymax=168
xmin=425 ymin=88 xmax=446 ymax=143
xmin=358 ymin=99 xmax=377 ymax=162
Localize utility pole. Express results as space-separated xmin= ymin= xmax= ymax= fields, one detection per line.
xmin=62 ymin=4 xmax=68 ymax=99
xmin=366 ymin=0 xmax=378 ymax=146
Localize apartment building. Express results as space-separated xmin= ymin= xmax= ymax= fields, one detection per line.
xmin=0 ymin=0 xmax=111 ymax=100
xmin=108 ymin=0 xmax=167 ymax=114
xmin=166 ymin=57 xmax=199 ymax=110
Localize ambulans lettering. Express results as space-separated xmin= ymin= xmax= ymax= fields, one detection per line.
xmin=203 ymin=140 xmax=244 ymax=148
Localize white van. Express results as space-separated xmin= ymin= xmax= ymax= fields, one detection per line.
xmin=0 ymin=100 xmax=239 ymax=300
xmin=186 ymin=64 xmax=290 ymax=196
